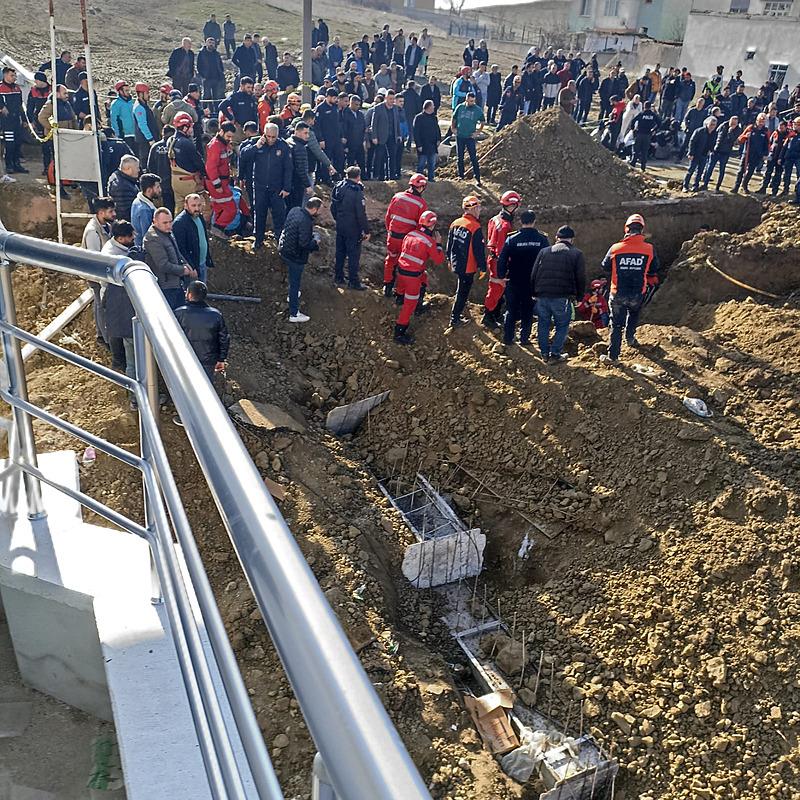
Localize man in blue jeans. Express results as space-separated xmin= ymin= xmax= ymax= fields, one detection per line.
xmin=451 ymin=91 xmax=485 ymax=186
xmin=277 ymin=197 xmax=322 ymax=322
xmin=530 ymin=225 xmax=585 ymax=363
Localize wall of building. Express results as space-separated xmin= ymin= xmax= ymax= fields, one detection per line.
xmin=569 ymin=0 xmax=642 ymax=33
xmin=680 ymin=11 xmax=799 ymax=91
xmin=636 ymin=0 xmax=695 ymax=39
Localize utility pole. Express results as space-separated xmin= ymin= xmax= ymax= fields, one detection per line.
xmin=302 ymin=0 xmax=312 ymax=104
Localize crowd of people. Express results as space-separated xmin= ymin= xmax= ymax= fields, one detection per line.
xmin=1 ymin=17 xmax=798 ymax=393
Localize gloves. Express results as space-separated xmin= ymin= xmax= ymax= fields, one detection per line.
xmin=478 ymin=271 xmax=487 ymax=280
xmin=646 ymin=274 xmax=660 ymax=287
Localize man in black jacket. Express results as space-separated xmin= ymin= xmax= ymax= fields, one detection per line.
xmin=218 ymin=77 xmax=258 ymax=131
xmin=203 ymin=15 xmax=221 ymax=44
xmin=147 ymin=124 xmax=175 ymax=214
xmin=497 ymin=209 xmax=549 ymax=346
xmin=342 ymin=95 xmax=367 ymax=172
xmin=531 ymin=225 xmax=585 ymax=363
xmin=167 ymin=38 xmax=195 ymax=96
xmin=420 ymin=76 xmax=441 ymax=111
xmin=316 ymin=88 xmax=345 ymax=177
xmin=286 ymin=122 xmax=314 ymax=210
xmin=702 ymin=115 xmax=741 ymax=191
xmin=331 ymin=166 xmax=370 ymax=289
xmin=498 ymin=76 xmax=523 ymax=131
xmin=683 ymin=116 xmax=717 ymax=192
xmin=413 ymin=100 xmax=440 ymax=181
xmin=197 ymin=38 xmax=226 ymax=102
xmin=630 ymin=101 xmax=660 ymax=171
xmin=173 ymin=193 xmax=214 ymax=283
xmin=223 ymin=16 xmax=236 ymax=59
xmin=107 ymin=154 xmax=140 ymax=222
xmin=277 ymin=52 xmax=300 ymax=92
xmin=232 ymin=35 xmax=258 ymax=91
xmin=278 ymin=196 xmax=322 ymax=322
xmin=175 ymin=281 xmax=229 ymax=380
xmin=238 ymin=122 xmax=292 ymax=249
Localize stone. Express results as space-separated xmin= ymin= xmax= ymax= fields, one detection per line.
xmin=228 ymin=400 xmax=305 ymax=433
xmin=385 ymin=446 xmax=408 ymax=465
xmin=705 ymin=656 xmax=727 ymax=688
xmin=611 ymin=711 xmax=634 ymax=735
xmin=401 ymin=530 xmax=486 ymax=589
xmin=495 ymin=638 xmax=526 ymax=676
xmin=273 ymin=733 xmax=290 ymax=749
xmin=694 ymin=700 xmax=712 ymax=719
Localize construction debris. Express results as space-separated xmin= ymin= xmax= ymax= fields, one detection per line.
xmin=228 ymin=399 xmax=305 ymax=433
xmin=325 ymin=390 xmax=390 ymax=435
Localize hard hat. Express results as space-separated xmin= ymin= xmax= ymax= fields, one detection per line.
xmin=419 ymin=210 xmax=438 ymax=228
xmin=159 ymin=83 xmax=173 ymax=93
xmin=409 ymin=173 xmax=428 ymax=189
xmin=590 ymin=278 xmax=607 ymax=289
xmin=265 ymin=80 xmax=279 ymax=92
xmin=462 ymin=195 xmax=481 ymax=209
xmin=173 ymin=111 xmax=194 ymax=129
xmin=625 ymin=213 xmax=645 ymax=230
xmin=134 ymin=82 xmax=150 ymax=94
xmin=500 ymin=190 xmax=521 ymax=207
xmin=114 ymin=80 xmax=128 ymax=92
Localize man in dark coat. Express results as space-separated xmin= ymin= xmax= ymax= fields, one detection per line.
xmin=167 ymin=38 xmax=195 ymax=96
xmin=197 ymin=38 xmax=226 ymax=101
xmin=232 ymin=35 xmax=258 ymax=91
xmin=331 ymin=166 xmax=370 ymax=289
xmin=420 ymin=76 xmax=441 ymax=111
xmin=278 ymin=197 xmax=322 ymax=321
xmin=148 ymin=124 xmax=175 ymax=214
xmin=172 ymin=193 xmax=215 ymax=283
xmin=486 ymin=66 xmax=502 ymax=124
xmin=342 ymin=95 xmax=367 ymax=172
xmin=203 ymin=14 xmax=222 ymax=44
xmin=174 ymin=281 xmax=229 ymax=385
xmin=287 ymin=122 xmax=314 ymax=209
xmin=223 ymin=15 xmax=236 ymax=59
xmin=107 ymin=154 xmax=140 ymax=222
xmin=413 ymin=100 xmax=441 ymax=181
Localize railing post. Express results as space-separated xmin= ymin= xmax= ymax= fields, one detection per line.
xmin=132 ymin=317 xmax=161 ymax=604
xmin=312 ymin=753 xmax=338 ymax=800
xmin=0 ymin=261 xmax=45 ymax=520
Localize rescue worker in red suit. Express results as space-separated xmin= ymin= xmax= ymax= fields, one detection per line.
xmin=383 ymin=173 xmax=428 ymax=297
xmin=394 ymin=210 xmax=444 ymax=344
xmin=482 ymin=190 xmax=520 ymax=329
xmin=205 ymin=121 xmax=238 ymax=238
xmin=257 ymin=80 xmax=279 ymax=132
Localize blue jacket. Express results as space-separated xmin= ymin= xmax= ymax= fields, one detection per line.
xmin=110 ymin=95 xmax=136 ymax=138
xmin=315 ymin=101 xmax=342 ymax=145
xmin=239 ymin=138 xmax=293 ymax=193
xmin=173 ymin=209 xmax=215 ymax=271
xmin=327 ymin=43 xmax=343 ymax=68
xmin=131 ymin=195 xmax=157 ymax=247
xmin=331 ymin=179 xmax=369 ymax=237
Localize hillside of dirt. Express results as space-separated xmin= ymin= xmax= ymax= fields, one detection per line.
xmin=441 ymin=108 xmax=667 ymax=206
xmin=11 ymin=189 xmax=800 ymax=799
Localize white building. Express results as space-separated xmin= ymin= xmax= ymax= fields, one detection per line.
xmin=680 ymin=0 xmax=799 ymax=92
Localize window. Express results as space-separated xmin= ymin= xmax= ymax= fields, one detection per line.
xmin=768 ymin=63 xmax=789 ymax=86
xmin=580 ymin=0 xmax=591 ymax=16
xmin=763 ymin=0 xmax=793 ymax=14
xmin=729 ymin=0 xmax=750 ymax=11
xmin=604 ymin=0 xmax=619 ymax=15
xmin=745 ymin=47 xmax=756 ymax=60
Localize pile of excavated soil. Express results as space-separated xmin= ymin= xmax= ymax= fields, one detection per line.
xmin=441 ymin=108 xmax=666 ymax=206
xmin=650 ymin=204 xmax=800 ymax=324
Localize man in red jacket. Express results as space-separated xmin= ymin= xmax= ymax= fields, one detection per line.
xmin=482 ymin=189 xmax=520 ymax=329
xmin=205 ymin=121 xmax=237 ymax=238
xmin=383 ymin=172 xmax=428 ymax=296
xmin=394 ymin=210 xmax=444 ymax=344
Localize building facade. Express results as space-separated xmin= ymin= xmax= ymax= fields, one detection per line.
xmin=679 ymin=0 xmax=799 ymax=92
xmin=568 ymin=0 xmax=694 ymax=46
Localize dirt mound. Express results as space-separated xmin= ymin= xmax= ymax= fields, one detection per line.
xmin=442 ymin=108 xmax=664 ymax=206
xmin=650 ymin=204 xmax=800 ymax=323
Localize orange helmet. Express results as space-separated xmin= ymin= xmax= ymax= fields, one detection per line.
xmin=419 ymin=210 xmax=438 ymax=229
xmin=462 ymin=195 xmax=481 ymax=209
xmin=134 ymin=82 xmax=150 ymax=94
xmin=159 ymin=83 xmax=173 ymax=94
xmin=265 ymin=80 xmax=279 ymax=93
xmin=409 ymin=173 xmax=428 ymax=189
xmin=173 ymin=111 xmax=194 ymax=129
xmin=500 ymin=190 xmax=521 ymax=207
xmin=625 ymin=213 xmax=645 ymax=232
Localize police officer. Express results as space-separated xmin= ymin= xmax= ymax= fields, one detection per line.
xmin=446 ymin=195 xmax=486 ymax=328
xmin=331 ymin=165 xmax=370 ymax=289
xmin=630 ymin=100 xmax=660 ymax=171
xmin=600 ymin=214 xmax=660 ymax=364
xmin=497 ymin=209 xmax=549 ymax=346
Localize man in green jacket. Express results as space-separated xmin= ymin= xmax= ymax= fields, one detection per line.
xmin=451 ymin=91 xmax=485 ymax=186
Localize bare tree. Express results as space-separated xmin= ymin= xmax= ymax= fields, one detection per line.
xmin=448 ymin=0 xmax=468 ymax=15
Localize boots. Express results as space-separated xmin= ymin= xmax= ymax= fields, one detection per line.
xmin=383 ymin=281 xmax=394 ymax=298
xmin=481 ymin=308 xmax=500 ymax=329
xmin=414 ymin=285 xmax=430 ymax=315
xmin=394 ymin=324 xmax=413 ymax=345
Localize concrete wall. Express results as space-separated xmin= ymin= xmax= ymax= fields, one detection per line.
xmin=569 ymin=0 xmax=642 ymax=33
xmin=636 ymin=0 xmax=694 ymax=39
xmin=680 ymin=12 xmax=800 ymax=91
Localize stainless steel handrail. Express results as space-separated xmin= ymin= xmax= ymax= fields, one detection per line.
xmin=0 ymin=230 xmax=431 ymax=800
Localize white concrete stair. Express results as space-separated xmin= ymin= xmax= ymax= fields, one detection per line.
xmin=0 ymin=451 xmax=258 ymax=799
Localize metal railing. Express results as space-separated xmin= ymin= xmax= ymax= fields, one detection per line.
xmin=0 ymin=229 xmax=431 ymax=800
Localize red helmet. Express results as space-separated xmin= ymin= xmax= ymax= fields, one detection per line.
xmin=173 ymin=111 xmax=194 ymax=129
xmin=134 ymin=82 xmax=150 ymax=94
xmin=625 ymin=213 xmax=645 ymax=231
xmin=419 ymin=210 xmax=438 ymax=229
xmin=460 ymin=66 xmax=470 ymax=77
xmin=265 ymin=80 xmax=279 ymax=93
xmin=590 ymin=278 xmax=607 ymax=290
xmin=114 ymin=80 xmax=128 ymax=92
xmin=159 ymin=83 xmax=173 ymax=94
xmin=500 ymin=190 xmax=521 ymax=207
xmin=409 ymin=173 xmax=428 ymax=190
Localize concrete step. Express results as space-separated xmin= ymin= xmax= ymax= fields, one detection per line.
xmin=0 ymin=451 xmax=258 ymax=799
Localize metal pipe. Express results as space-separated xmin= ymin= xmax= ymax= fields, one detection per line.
xmin=21 ymin=288 xmax=94 ymax=362
xmin=0 ymin=231 xmax=430 ymax=800
xmin=122 ymin=262 xmax=430 ymax=798
xmin=77 ymin=0 xmax=103 ymax=190
xmin=312 ymin=754 xmax=337 ymax=800
xmin=136 ymin=389 xmax=282 ymax=799
xmin=0 ymin=264 xmax=45 ymax=519
xmin=48 ymin=0 xmax=64 ymax=245
xmin=206 ymin=293 xmax=262 ymax=304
